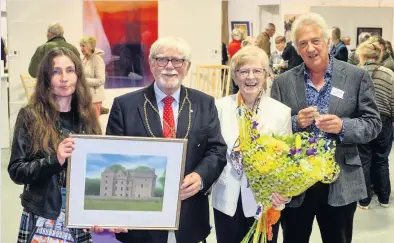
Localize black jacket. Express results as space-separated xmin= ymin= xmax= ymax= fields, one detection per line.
xmin=107 ymin=83 xmax=227 ymax=243
xmin=330 ymin=41 xmax=348 ymax=62
xmin=282 ymin=41 xmax=304 ymax=71
xmin=8 ymin=108 xmax=77 ymax=219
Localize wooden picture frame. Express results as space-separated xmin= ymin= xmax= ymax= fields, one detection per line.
xmin=356 ymin=27 xmax=383 ymax=45
xmin=66 ymin=134 xmax=187 ymax=230
xmin=231 ymin=21 xmax=251 ymax=38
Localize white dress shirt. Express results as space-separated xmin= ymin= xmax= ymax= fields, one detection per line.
xmin=154 ymin=82 xmax=180 ymax=243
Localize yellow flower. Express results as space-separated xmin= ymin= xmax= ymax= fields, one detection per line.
xmin=295 ymin=134 xmax=302 ymax=149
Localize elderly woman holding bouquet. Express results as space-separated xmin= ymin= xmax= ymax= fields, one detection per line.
xmin=212 ymin=45 xmax=292 ymax=243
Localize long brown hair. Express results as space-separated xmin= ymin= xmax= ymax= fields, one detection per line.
xmin=22 ymin=47 xmax=102 ymax=156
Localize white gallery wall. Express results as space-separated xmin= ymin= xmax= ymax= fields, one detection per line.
xmin=6 ymin=0 xmax=222 ymax=135
xmin=228 ymin=0 xmax=394 ymax=45
xmin=311 ymin=6 xmax=393 ymax=50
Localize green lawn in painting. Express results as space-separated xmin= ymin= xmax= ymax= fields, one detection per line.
xmin=84 ymin=198 xmax=163 ymax=211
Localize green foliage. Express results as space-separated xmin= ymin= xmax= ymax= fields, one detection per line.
xmin=109 ymin=164 xmax=125 ymax=171
xmin=84 ymin=198 xmax=163 ymax=211
xmin=154 ymin=188 xmax=164 ymax=197
xmin=158 ymin=169 xmax=166 ymax=188
xmin=85 ymin=178 xmax=101 ymax=195
xmin=134 ymin=165 xmax=151 ymax=170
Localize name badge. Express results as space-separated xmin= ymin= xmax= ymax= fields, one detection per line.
xmin=331 ymin=87 xmax=344 ymax=99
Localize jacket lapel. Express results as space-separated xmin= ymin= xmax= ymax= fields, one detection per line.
xmin=176 ymin=86 xmax=198 ymax=138
xmin=292 ymin=65 xmax=308 ymax=110
xmin=137 ymin=83 xmax=164 ymax=137
xmin=328 ymin=60 xmax=347 ymax=114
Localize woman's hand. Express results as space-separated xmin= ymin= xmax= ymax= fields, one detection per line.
xmin=83 ymin=225 xmax=128 ymax=233
xmin=57 ymin=137 xmax=75 ymax=166
xmin=271 ymin=192 xmax=290 ymax=210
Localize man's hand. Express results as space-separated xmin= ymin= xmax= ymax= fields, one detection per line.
xmin=180 ymin=172 xmax=202 ymax=200
xmin=297 ymin=107 xmax=318 ymax=129
xmin=315 ymin=115 xmax=343 ymax=134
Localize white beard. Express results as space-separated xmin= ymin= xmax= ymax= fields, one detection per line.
xmin=157 ymin=75 xmax=182 ymax=89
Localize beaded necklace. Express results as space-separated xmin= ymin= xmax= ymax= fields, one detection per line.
xmin=143 ymin=88 xmax=192 ymax=139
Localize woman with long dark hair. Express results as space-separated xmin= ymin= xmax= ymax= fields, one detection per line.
xmin=9 ymin=47 xmax=102 ymax=243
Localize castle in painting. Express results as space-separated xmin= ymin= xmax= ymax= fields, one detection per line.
xmin=100 ymin=166 xmax=157 ymax=199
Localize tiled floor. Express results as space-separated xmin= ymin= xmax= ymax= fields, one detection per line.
xmin=2 ymin=148 xmax=394 ymax=243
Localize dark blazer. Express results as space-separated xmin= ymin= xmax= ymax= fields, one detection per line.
xmin=107 ymin=83 xmax=227 ymax=243
xmin=271 ymin=59 xmax=382 ymax=207
xmin=330 ymin=41 xmax=348 ymax=62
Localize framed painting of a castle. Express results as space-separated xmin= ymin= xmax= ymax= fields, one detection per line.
xmin=65 ymin=134 xmax=187 ymax=230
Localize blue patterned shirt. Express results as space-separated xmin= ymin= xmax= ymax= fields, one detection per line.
xmin=291 ymin=55 xmax=344 ymax=139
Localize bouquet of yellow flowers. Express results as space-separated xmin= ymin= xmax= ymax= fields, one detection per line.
xmin=237 ymin=105 xmax=340 ymax=243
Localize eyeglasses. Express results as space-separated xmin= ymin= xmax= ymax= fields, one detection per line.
xmin=236 ymin=68 xmax=266 ymax=78
xmin=154 ymin=57 xmax=186 ymax=68
xmin=297 ymin=38 xmax=323 ymax=49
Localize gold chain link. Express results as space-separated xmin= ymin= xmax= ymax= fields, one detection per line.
xmin=143 ymin=88 xmax=192 ymax=139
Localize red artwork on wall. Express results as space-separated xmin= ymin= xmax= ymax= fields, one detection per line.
xmin=84 ymin=0 xmax=158 ymax=88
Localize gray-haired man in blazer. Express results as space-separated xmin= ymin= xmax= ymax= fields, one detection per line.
xmin=271 ymin=13 xmax=382 ymax=243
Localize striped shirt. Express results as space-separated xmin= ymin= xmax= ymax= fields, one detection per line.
xmin=363 ymin=63 xmax=394 ymax=119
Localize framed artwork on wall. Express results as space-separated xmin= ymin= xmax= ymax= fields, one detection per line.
xmin=66 ymin=134 xmax=187 ymax=229
xmin=356 ymin=27 xmax=383 ymax=45
xmin=231 ymin=21 xmax=251 ymax=38
xmin=83 ymin=0 xmax=158 ymax=88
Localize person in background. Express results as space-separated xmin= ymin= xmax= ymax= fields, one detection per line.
xmin=282 ymin=41 xmax=304 ymax=71
xmin=256 ymin=23 xmax=276 ymax=58
xmin=228 ymin=29 xmax=244 ymax=94
xmin=329 ymin=26 xmax=348 ymax=62
xmin=91 ymin=36 xmax=227 ymax=243
xmin=271 ymin=12 xmax=381 ymax=243
xmin=356 ymin=39 xmax=394 ymax=210
xmin=241 ymin=36 xmax=257 ymax=48
xmin=9 ymin=47 xmax=101 ymax=243
xmin=222 ymin=42 xmax=229 ymax=65
xmin=370 ymin=36 xmax=394 ymax=73
xmin=1 ymin=37 xmax=7 ymax=68
xmin=385 ymin=40 xmax=394 ymax=60
xmin=270 ymin=36 xmax=287 ymax=74
xmin=348 ymin=32 xmax=371 ymax=65
xmin=228 ymin=28 xmax=244 ymax=59
xmin=29 ymin=23 xmax=80 ymax=78
xmin=212 ymin=46 xmax=291 ymax=243
xmin=342 ymin=36 xmax=351 ymax=54
xmin=80 ymin=36 xmax=107 ymax=119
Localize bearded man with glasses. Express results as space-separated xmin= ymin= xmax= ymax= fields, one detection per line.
xmin=90 ymin=36 xmax=227 ymax=243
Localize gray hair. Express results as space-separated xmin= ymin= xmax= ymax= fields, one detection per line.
xmin=358 ymin=32 xmax=372 ymax=45
xmin=265 ymin=23 xmax=276 ymax=30
xmin=79 ymin=36 xmax=97 ymax=51
xmin=331 ymin=27 xmax=341 ymax=41
xmin=291 ymin=13 xmax=329 ymax=48
xmin=230 ymin=45 xmax=269 ymax=76
xmin=149 ymin=36 xmax=191 ymax=61
xmin=47 ymin=23 xmax=64 ymax=37
xmin=231 ymin=28 xmax=244 ymax=41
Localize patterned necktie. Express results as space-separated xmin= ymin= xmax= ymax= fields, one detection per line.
xmin=162 ymin=96 xmax=175 ymax=138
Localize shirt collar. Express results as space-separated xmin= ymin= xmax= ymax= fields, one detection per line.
xmin=303 ymin=54 xmax=334 ymax=81
xmin=153 ymin=81 xmax=180 ymax=104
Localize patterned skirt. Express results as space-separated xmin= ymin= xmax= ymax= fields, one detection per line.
xmin=17 ymin=208 xmax=92 ymax=243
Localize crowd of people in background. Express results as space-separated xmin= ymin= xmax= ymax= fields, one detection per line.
xmin=5 ymin=11 xmax=394 ymax=243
